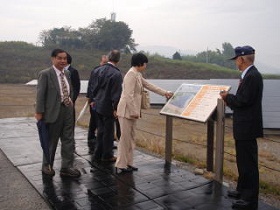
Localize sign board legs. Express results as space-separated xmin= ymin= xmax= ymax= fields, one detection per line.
xmin=214 ymin=99 xmax=225 ymax=182
xmin=164 ymin=115 xmax=173 ymax=172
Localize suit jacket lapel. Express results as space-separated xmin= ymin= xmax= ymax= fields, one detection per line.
xmin=50 ymin=67 xmax=61 ymax=96
xmin=237 ymin=66 xmax=254 ymax=92
xmin=243 ymin=66 xmax=254 ymax=80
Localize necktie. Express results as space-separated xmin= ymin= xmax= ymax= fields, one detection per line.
xmin=60 ymin=72 xmax=70 ymax=106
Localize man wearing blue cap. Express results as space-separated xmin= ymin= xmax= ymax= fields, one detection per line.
xmin=220 ymin=46 xmax=263 ymax=209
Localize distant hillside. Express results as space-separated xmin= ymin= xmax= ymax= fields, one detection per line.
xmin=0 ymin=41 xmax=279 ymax=83
xmin=137 ymin=44 xmax=280 ymax=75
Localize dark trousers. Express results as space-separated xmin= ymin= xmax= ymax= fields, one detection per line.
xmin=94 ymin=113 xmax=114 ymax=159
xmin=72 ymin=102 xmax=76 ymax=127
xmin=72 ymin=103 xmax=76 ymax=149
xmin=88 ymin=107 xmax=98 ymax=149
xmin=45 ymin=104 xmax=74 ymax=169
xmin=235 ymin=139 xmax=259 ymax=202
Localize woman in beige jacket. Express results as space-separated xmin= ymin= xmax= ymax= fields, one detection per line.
xmin=115 ymin=53 xmax=173 ymax=173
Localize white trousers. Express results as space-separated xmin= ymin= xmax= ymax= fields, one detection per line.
xmin=115 ymin=117 xmax=136 ymax=168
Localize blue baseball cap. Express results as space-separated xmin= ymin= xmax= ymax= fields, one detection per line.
xmin=229 ymin=46 xmax=255 ymax=60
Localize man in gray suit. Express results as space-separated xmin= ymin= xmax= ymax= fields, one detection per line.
xmin=35 ymin=49 xmax=81 ymax=178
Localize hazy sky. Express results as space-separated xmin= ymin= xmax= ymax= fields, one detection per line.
xmin=1 ymin=0 xmax=279 ymax=72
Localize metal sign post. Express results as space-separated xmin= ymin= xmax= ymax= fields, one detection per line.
xmin=164 ymin=115 xmax=173 ymax=172
xmin=214 ymin=99 xmax=225 ymax=182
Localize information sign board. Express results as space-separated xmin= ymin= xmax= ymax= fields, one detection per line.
xmin=160 ymin=83 xmax=231 ymax=122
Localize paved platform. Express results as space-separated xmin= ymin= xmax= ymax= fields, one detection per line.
xmin=0 ymin=117 xmax=277 ymax=210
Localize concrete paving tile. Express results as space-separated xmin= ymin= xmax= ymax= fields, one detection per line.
xmin=0 ymin=118 xmax=278 ymax=210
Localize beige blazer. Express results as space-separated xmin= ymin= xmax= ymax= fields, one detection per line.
xmin=117 ymin=67 xmax=167 ymax=119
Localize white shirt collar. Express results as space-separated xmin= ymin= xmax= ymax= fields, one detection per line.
xmin=107 ymin=61 xmax=115 ymax=66
xmin=53 ymin=65 xmax=64 ymax=76
xmin=241 ymin=65 xmax=253 ymax=79
xmin=64 ymin=64 xmax=70 ymax=70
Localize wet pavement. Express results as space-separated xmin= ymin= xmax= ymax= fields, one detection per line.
xmin=0 ymin=117 xmax=278 ymax=210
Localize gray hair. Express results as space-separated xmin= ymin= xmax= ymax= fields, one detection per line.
xmin=108 ymin=50 xmax=121 ymax=63
xmin=243 ymin=54 xmax=255 ymax=64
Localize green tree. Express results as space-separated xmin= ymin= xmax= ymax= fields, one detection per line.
xmin=39 ymin=26 xmax=84 ymax=49
xmin=39 ymin=19 xmax=137 ymax=52
xmin=79 ymin=18 xmax=106 ymax=50
xmin=221 ymin=42 xmax=235 ymax=69
xmin=182 ymin=42 xmax=236 ymax=70
xmin=222 ymin=42 xmax=234 ymax=58
xmin=173 ymin=51 xmax=182 ymax=60
xmin=90 ymin=19 xmax=137 ymax=51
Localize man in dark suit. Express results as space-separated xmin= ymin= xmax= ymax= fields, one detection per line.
xmin=86 ymin=55 xmax=108 ymax=154
xmin=89 ymin=50 xmax=123 ymax=162
xmin=220 ymin=46 xmax=263 ymax=210
xmin=65 ymin=53 xmax=81 ymax=123
xmin=35 ymin=49 xmax=81 ymax=178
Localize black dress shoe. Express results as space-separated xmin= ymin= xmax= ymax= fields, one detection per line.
xmin=88 ymin=149 xmax=94 ymax=154
xmin=127 ymin=165 xmax=138 ymax=171
xmin=42 ymin=166 xmax=55 ymax=177
xmin=115 ymin=167 xmax=133 ymax=174
xmin=228 ymin=190 xmax=241 ymax=199
xmin=232 ymin=199 xmax=258 ymax=209
xmin=60 ymin=168 xmax=81 ymax=178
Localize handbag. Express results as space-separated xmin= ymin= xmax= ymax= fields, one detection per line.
xmin=141 ymin=89 xmax=150 ymax=109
